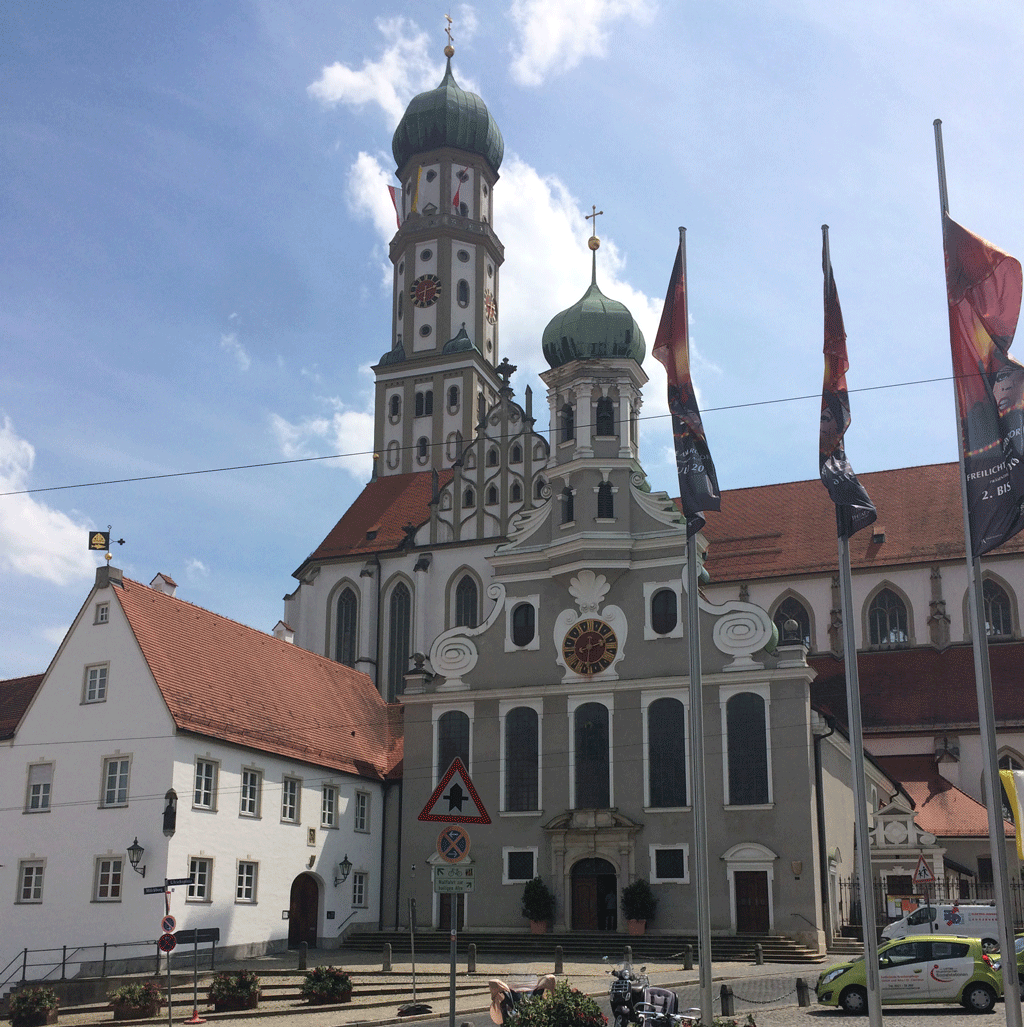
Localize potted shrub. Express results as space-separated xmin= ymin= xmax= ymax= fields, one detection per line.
xmin=207 ymin=970 xmax=260 ymax=1012
xmin=300 ymin=965 xmax=352 ymax=1005
xmin=511 ymin=980 xmax=605 ymax=1027
xmin=9 ymin=987 xmax=59 ymax=1027
xmin=521 ymin=876 xmax=556 ymax=933
xmin=108 ymin=980 xmax=162 ymax=1020
xmin=621 ymin=878 xmax=657 ymax=935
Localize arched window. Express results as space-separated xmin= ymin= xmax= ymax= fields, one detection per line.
xmin=447 ymin=385 xmax=459 ymax=411
xmin=388 ymin=395 xmax=401 ymax=420
xmin=773 ymin=596 xmax=811 ymax=648
xmin=560 ymin=403 xmax=574 ymax=443
xmin=511 ymin=482 xmax=522 ymax=502
xmin=386 ymin=440 xmax=400 ymax=469
xmin=335 ymin=587 xmax=357 ymax=667
xmin=437 ymin=710 xmax=469 ymax=779
xmin=455 ymin=575 xmax=478 ymax=628
xmin=486 ymin=485 xmax=498 ymax=505
xmin=417 ymin=437 xmax=429 ymax=462
xmin=487 ymin=448 xmax=499 ymax=466
xmin=726 ymin=692 xmax=768 ymax=805
xmin=648 ymin=697 xmax=686 ymax=807
xmin=869 ymin=588 xmax=909 ymax=646
xmin=511 ymin=603 xmax=535 ymax=646
xmin=505 ymin=707 xmax=538 ymax=811
xmin=535 ymin=478 xmax=546 ymax=500
xmin=415 ymin=390 xmax=433 ymax=417
xmin=651 ymin=588 xmax=678 ymax=635
xmin=511 ymin=443 xmax=522 ymax=463
xmin=985 ymin=579 xmax=1013 ymax=636
xmin=597 ymin=482 xmax=614 ymax=518
xmin=575 ymin=703 xmax=609 ymax=808
xmin=457 ymin=280 xmax=470 ymax=307
xmin=595 ymin=396 xmax=615 ymax=436
xmin=562 ymin=487 xmax=574 ymax=524
xmin=463 ymin=487 xmax=475 ymax=508
xmin=386 ymin=583 xmax=411 ymax=702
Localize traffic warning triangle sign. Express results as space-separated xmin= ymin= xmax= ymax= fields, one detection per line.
xmin=418 ymin=757 xmax=491 ymax=824
xmin=914 ymin=855 xmax=936 ymax=884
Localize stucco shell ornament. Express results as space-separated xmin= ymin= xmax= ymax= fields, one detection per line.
xmin=568 ymin=570 xmax=609 ymax=614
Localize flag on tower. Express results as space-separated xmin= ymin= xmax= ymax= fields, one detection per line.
xmin=652 ymin=235 xmax=720 ymax=536
xmin=943 ymin=214 xmax=1024 ymax=557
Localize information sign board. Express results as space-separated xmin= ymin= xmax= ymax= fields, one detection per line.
xmin=433 ymin=863 xmax=475 ymax=894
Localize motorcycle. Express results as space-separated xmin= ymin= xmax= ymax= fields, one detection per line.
xmin=603 ymin=958 xmax=649 ymax=1027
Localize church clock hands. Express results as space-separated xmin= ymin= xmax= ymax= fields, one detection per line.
xmin=411 ymin=273 xmax=441 ymax=307
xmin=562 ymin=618 xmax=618 ymax=674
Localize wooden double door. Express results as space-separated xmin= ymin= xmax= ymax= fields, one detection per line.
xmin=571 ymin=858 xmax=618 ymax=930
xmin=734 ymin=870 xmax=770 ymax=933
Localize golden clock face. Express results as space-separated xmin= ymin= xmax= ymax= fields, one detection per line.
xmin=562 ymin=618 xmax=618 ymax=674
xmin=411 ymin=273 xmax=441 ymax=307
xmin=484 ymin=289 xmax=497 ymax=324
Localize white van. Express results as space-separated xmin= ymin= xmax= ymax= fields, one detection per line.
xmin=881 ymin=903 xmax=1001 ymax=951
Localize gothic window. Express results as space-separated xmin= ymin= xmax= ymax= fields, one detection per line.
xmin=511 ymin=482 xmax=522 ymax=502
xmin=455 ymin=575 xmax=478 ymax=628
xmin=463 ymin=487 xmax=475 ymax=508
xmin=535 ymin=478 xmax=546 ymax=500
xmin=648 ymin=697 xmax=686 ymax=807
xmin=595 ymin=397 xmax=615 ymax=436
xmin=651 ymin=588 xmax=678 ymax=635
xmin=437 ymin=710 xmax=469 ymax=779
xmin=560 ymin=403 xmax=574 ymax=443
xmin=388 ymin=395 xmax=401 ymax=420
xmin=335 ymin=587 xmax=357 ymax=667
xmin=597 ymin=482 xmax=614 ymax=519
xmin=417 ymin=437 xmax=429 ymax=462
xmin=984 ymin=579 xmax=1013 ymax=636
xmin=562 ymin=487 xmax=574 ymax=524
xmin=386 ymin=583 xmax=412 ymax=702
xmin=773 ymin=596 xmax=812 ymax=648
xmin=868 ymin=588 xmax=909 ymax=646
xmin=448 ymin=385 xmax=459 ymax=411
xmin=487 ymin=448 xmax=499 ymax=466
xmin=457 ymin=280 xmax=470 ymax=307
xmin=511 ymin=443 xmax=522 ymax=463
xmin=486 ymin=485 xmax=498 ymax=505
xmin=726 ymin=692 xmax=769 ymax=805
xmin=505 ymin=707 xmax=539 ymax=811
xmin=511 ymin=603 xmax=535 ymax=647
xmin=575 ymin=702 xmax=609 ymax=808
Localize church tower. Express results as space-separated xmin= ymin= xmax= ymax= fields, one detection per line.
xmin=373 ymin=40 xmax=506 ymax=477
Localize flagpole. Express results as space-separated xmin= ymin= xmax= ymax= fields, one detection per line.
xmin=676 ymin=225 xmax=714 ymax=1025
xmin=823 ymin=225 xmax=883 ymax=1027
xmin=934 ymin=119 xmax=1023 ymax=1021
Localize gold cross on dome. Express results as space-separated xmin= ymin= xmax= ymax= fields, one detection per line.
xmin=586 ymin=205 xmax=603 ymax=237
xmin=445 ymin=13 xmax=454 ymax=48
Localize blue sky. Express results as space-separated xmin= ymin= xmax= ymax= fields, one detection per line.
xmin=3 ymin=0 xmax=1023 ymax=678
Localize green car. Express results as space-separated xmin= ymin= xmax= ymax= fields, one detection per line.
xmin=816 ymin=935 xmax=1002 ymax=1014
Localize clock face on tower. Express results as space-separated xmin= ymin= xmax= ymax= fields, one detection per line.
xmin=562 ymin=618 xmax=618 ymax=675
xmin=411 ymin=274 xmax=441 ymax=307
xmin=484 ymin=289 xmax=497 ymax=324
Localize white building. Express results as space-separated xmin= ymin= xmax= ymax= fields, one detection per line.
xmin=1 ymin=565 xmax=401 ymax=979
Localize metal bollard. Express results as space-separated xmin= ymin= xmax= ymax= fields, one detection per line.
xmin=468 ymin=943 xmax=476 ymax=974
xmin=754 ymin=942 xmax=763 ymax=965
xmin=555 ymin=945 xmax=563 ymax=976
xmin=683 ymin=944 xmax=693 ymax=971
xmin=796 ymin=978 xmax=810 ymax=1007
xmin=298 ymin=941 xmax=307 ymax=971
xmin=624 ymin=945 xmax=633 ymax=965
xmin=720 ymin=984 xmax=734 ymax=1016
xmin=383 ymin=942 xmax=392 ymax=972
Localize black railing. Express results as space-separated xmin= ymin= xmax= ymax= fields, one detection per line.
xmin=838 ymin=877 xmax=1024 ymax=929
xmin=0 ymin=940 xmax=159 ymax=993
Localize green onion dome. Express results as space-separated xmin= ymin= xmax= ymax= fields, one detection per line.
xmin=542 ymin=279 xmax=646 ymax=369
xmin=392 ymin=59 xmax=504 ymax=175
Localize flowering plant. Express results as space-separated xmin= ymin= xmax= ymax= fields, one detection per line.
xmin=207 ymin=970 xmax=260 ymax=1003
xmin=10 ymin=987 xmax=59 ymax=1027
xmin=300 ymin=965 xmax=352 ymax=1003
xmin=512 ymin=981 xmax=606 ymax=1027
xmin=108 ymin=981 xmax=162 ymax=1007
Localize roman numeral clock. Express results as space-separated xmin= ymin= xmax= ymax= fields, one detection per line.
xmin=554 ymin=571 xmax=627 ymax=679
xmin=561 ymin=618 xmax=618 ymax=674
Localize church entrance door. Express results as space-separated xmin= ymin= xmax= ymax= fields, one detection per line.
xmin=735 ymin=871 xmax=770 ymax=933
xmin=288 ymin=873 xmax=319 ymax=948
xmin=571 ymin=858 xmax=617 ymax=931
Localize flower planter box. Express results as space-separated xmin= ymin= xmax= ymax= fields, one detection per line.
xmin=626 ymin=918 xmax=646 ymax=936
xmin=13 ymin=1010 xmax=58 ymax=1027
xmin=529 ymin=920 xmax=548 ymax=934
xmin=112 ymin=1002 xmax=160 ymax=1021
xmin=212 ymin=996 xmax=259 ymax=1013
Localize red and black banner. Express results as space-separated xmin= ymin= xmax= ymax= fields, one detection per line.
xmin=653 ymin=238 xmax=720 ymax=537
xmin=819 ymin=239 xmax=876 ymax=539
xmin=943 ymin=214 xmax=1024 ymax=557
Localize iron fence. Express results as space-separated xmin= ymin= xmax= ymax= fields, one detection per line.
xmin=838 ymin=877 xmax=1024 ymax=929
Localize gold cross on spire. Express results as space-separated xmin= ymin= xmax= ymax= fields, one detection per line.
xmin=444 ymin=13 xmax=455 ymax=57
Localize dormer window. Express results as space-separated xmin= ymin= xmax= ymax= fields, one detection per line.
xmin=95 ymin=603 xmax=109 ymax=625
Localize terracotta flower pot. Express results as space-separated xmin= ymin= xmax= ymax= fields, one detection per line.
xmin=627 ymin=918 xmax=646 ymax=936
xmin=530 ymin=920 xmax=548 ymax=934
xmin=13 ymin=1010 xmax=58 ymax=1027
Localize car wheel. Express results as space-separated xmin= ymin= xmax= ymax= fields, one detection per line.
xmin=962 ymin=983 xmax=996 ymax=1013
xmin=839 ymin=986 xmax=868 ymax=1015
xmin=982 ymin=938 xmax=999 ymax=954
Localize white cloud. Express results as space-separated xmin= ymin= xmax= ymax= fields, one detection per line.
xmin=185 ymin=558 xmax=209 ymax=581
xmin=0 ymin=417 xmax=96 ymax=586
xmin=347 ymin=151 xmax=403 ymax=249
xmin=220 ymin=331 xmax=250 ymax=372
xmin=508 ymin=0 xmax=655 ymax=87
xmin=270 ymin=405 xmax=375 ymax=481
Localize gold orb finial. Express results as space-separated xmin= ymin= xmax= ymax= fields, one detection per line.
xmin=588 ymin=236 xmax=600 ymax=251
xmin=585 ymin=205 xmax=603 ymax=251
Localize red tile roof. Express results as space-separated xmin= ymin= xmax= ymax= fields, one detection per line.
xmin=114 ymin=577 xmax=402 ymax=780
xmin=875 ymin=753 xmax=1013 ymax=839
xmin=701 ymin=462 xmax=1024 ymax=583
xmin=298 ymin=471 xmax=453 ymax=573
xmin=0 ymin=674 xmax=44 ymax=740
xmin=810 ymin=641 xmax=1024 ymax=734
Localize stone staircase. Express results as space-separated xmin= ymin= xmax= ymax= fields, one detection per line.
xmin=344 ymin=929 xmax=826 ymax=965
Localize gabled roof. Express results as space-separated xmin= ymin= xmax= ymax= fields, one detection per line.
xmin=297 ymin=471 xmax=453 ymax=573
xmin=113 ymin=577 xmax=402 ymax=780
xmin=810 ymin=641 xmax=1024 ymax=733
xmin=875 ymin=753 xmax=1014 ymax=839
xmin=701 ymin=462 xmax=1024 ymax=583
xmin=0 ymin=673 xmax=44 ymax=740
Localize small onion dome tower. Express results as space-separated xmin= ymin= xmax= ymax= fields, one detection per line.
xmin=392 ymin=57 xmax=504 ymax=177
xmin=541 ymin=228 xmax=645 ymax=369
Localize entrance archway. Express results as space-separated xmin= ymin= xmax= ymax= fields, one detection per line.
xmin=571 ymin=857 xmax=617 ymax=930
xmin=288 ymin=873 xmax=319 ymax=949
